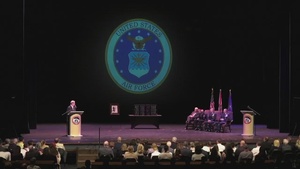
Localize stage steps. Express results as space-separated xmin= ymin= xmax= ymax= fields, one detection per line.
xmin=76 ymin=148 xmax=98 ymax=168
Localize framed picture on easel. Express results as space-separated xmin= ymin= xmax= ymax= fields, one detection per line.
xmin=110 ymin=103 xmax=119 ymax=115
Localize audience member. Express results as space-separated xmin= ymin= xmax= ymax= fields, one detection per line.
xmin=170 ymin=137 xmax=178 ymax=149
xmin=189 ymin=141 xmax=195 ymax=153
xmin=251 ymin=141 xmax=261 ymax=161
xmin=234 ymin=139 xmax=247 ymax=160
xmin=8 ymin=138 xmax=23 ymax=160
xmin=221 ymin=142 xmax=235 ymax=163
xmin=202 ymin=141 xmax=212 ymax=158
xmin=54 ymin=138 xmax=67 ymax=164
xmin=158 ymin=145 xmax=172 ymax=160
xmin=191 ymin=145 xmax=205 ymax=161
xmin=24 ymin=140 xmax=40 ymax=160
xmin=295 ymin=135 xmax=300 ymax=151
xmin=49 ymin=143 xmax=61 ymax=165
xmin=84 ymin=159 xmax=91 ymax=169
xmin=40 ymin=140 xmax=49 ymax=150
xmin=180 ymin=141 xmax=193 ymax=161
xmin=135 ymin=143 xmax=145 ymax=157
xmin=209 ymin=145 xmax=221 ymax=162
xmin=149 ymin=143 xmax=160 ymax=159
xmin=123 ymin=145 xmax=138 ymax=161
xmin=114 ymin=136 xmax=123 ymax=158
xmin=165 ymin=141 xmax=174 ymax=155
xmin=281 ymin=138 xmax=292 ymax=152
xmin=17 ymin=136 xmax=25 ymax=149
xmin=238 ymin=145 xmax=253 ymax=163
xmin=39 ymin=147 xmax=57 ymax=163
xmin=260 ymin=136 xmax=272 ymax=157
xmin=98 ymin=141 xmax=114 ymax=160
xmin=216 ymin=140 xmax=225 ymax=153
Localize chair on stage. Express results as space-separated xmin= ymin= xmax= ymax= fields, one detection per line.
xmin=222 ymin=120 xmax=233 ymax=133
xmin=185 ymin=118 xmax=196 ymax=130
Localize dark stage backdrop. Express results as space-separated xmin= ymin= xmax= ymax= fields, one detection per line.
xmin=2 ymin=1 xmax=298 ymax=135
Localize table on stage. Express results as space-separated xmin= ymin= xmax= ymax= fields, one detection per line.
xmin=129 ymin=114 xmax=162 ymax=129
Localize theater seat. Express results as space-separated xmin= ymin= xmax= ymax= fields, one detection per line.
xmin=222 ymin=120 xmax=233 ymax=133
xmin=185 ymin=119 xmax=196 ymax=130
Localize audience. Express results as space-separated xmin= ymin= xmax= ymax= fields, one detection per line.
xmin=2 ymin=134 xmax=300 ymax=168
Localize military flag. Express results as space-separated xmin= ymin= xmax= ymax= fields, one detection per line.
xmin=210 ymin=88 xmax=215 ymax=110
xmin=218 ymin=89 xmax=222 ymax=111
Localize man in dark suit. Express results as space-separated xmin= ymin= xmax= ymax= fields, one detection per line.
xmin=66 ymin=100 xmax=77 ymax=112
xmin=98 ymin=141 xmax=114 ymax=160
xmin=203 ymin=108 xmax=216 ymax=131
xmin=66 ymin=100 xmax=77 ymax=135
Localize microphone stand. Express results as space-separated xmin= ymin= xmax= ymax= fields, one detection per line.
xmin=247 ymin=106 xmax=261 ymax=136
xmin=62 ymin=111 xmax=69 ymax=116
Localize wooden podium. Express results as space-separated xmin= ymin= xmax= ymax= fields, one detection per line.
xmin=67 ymin=111 xmax=84 ymax=137
xmin=240 ymin=110 xmax=256 ymax=136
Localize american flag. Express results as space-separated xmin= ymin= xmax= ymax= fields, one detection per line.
xmin=218 ymin=89 xmax=222 ymax=111
xmin=210 ymin=88 xmax=215 ymax=110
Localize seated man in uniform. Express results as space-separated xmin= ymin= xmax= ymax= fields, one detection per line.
xmin=185 ymin=107 xmax=200 ymax=129
xmin=194 ymin=108 xmax=205 ymax=130
xmin=221 ymin=109 xmax=233 ymax=132
xmin=203 ymin=107 xmax=217 ymax=131
xmin=214 ymin=108 xmax=228 ymax=132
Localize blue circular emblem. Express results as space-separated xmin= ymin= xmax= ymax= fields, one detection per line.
xmin=105 ymin=18 xmax=172 ymax=94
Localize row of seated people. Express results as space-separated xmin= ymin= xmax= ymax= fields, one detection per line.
xmin=185 ymin=107 xmax=233 ymax=132
xmin=0 ymin=137 xmax=67 ymax=167
xmin=97 ymin=137 xmax=300 ymax=168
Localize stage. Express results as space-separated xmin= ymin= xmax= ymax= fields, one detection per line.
xmin=21 ymin=123 xmax=292 ymax=146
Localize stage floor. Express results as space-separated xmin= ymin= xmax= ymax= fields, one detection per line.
xmin=21 ymin=123 xmax=293 ymax=145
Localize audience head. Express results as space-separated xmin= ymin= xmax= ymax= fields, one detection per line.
xmin=103 ymin=141 xmax=109 ymax=147
xmin=166 ymin=141 xmax=172 ymax=147
xmin=54 ymin=138 xmax=60 ymax=143
xmin=127 ymin=145 xmax=135 ymax=153
xmin=263 ymin=136 xmax=269 ymax=142
xmin=172 ymin=137 xmax=177 ymax=143
xmin=117 ymin=136 xmax=122 ymax=142
xmin=273 ymin=139 xmax=280 ymax=147
xmin=163 ymin=145 xmax=169 ymax=152
xmin=195 ymin=145 xmax=202 ymax=154
xmin=282 ymin=138 xmax=289 ymax=145
xmin=136 ymin=143 xmax=144 ymax=154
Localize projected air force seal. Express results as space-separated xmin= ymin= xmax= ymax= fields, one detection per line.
xmin=105 ymin=18 xmax=172 ymax=94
